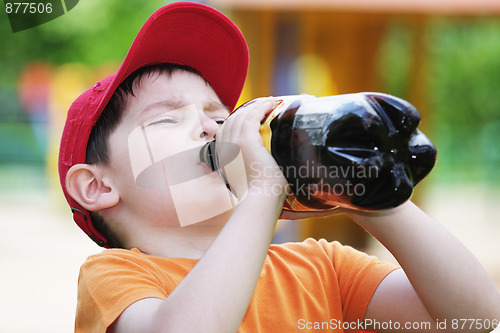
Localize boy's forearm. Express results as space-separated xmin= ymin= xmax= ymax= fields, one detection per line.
xmin=150 ymin=188 xmax=285 ymax=333
xmin=348 ymin=201 xmax=500 ymax=324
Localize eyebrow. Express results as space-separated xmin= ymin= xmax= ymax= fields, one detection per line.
xmin=141 ymin=99 xmax=185 ymax=115
xmin=204 ymin=101 xmax=230 ymax=114
xmin=141 ymin=99 xmax=230 ymax=117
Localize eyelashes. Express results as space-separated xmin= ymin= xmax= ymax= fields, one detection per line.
xmin=145 ymin=117 xmax=177 ymax=126
xmin=144 ymin=116 xmax=225 ymax=128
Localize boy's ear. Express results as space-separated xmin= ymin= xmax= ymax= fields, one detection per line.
xmin=65 ymin=164 xmax=119 ymax=211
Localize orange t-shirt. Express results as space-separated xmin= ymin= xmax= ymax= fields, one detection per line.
xmin=75 ymin=238 xmax=397 ymax=332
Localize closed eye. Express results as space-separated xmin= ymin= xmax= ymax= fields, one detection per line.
xmin=143 ymin=116 xmax=177 ymax=127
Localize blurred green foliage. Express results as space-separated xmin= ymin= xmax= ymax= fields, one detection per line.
xmin=380 ymin=18 xmax=500 ymax=185
xmin=0 ymin=0 xmax=170 ymax=164
xmin=1 ymin=0 xmax=169 ymax=85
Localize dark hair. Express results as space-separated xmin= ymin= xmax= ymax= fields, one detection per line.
xmin=85 ymin=63 xmax=205 ymax=248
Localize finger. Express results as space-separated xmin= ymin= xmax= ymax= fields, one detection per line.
xmin=244 ymin=98 xmax=275 ymax=123
xmin=234 ymin=96 xmax=273 ymax=114
xmin=279 ymin=207 xmax=343 ymax=220
xmin=229 ymin=98 xmax=275 ymax=128
xmin=218 ymin=98 xmax=274 ymax=144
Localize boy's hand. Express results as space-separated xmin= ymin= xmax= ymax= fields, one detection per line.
xmin=279 ymin=207 xmax=342 ymax=220
xmin=215 ymin=98 xmax=288 ymax=200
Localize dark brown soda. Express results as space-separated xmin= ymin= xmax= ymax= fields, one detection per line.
xmin=201 ymin=93 xmax=437 ymax=211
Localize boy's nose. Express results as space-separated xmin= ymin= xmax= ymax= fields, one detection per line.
xmin=197 ymin=113 xmax=219 ymax=141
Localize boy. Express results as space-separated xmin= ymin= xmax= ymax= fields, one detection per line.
xmin=58 ymin=2 xmax=500 ymax=332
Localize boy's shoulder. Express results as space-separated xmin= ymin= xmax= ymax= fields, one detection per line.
xmin=81 ymin=247 xmax=196 ymax=270
xmin=269 ymin=238 xmax=360 ymax=258
xmin=81 ymin=238 xmax=367 ymax=268
xmin=78 ymin=248 xmax=196 ymax=292
xmin=79 ymin=248 xmax=186 ymax=280
xmin=79 ymin=239 xmax=395 ymax=284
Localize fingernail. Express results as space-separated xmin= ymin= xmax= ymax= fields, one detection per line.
xmin=273 ymin=99 xmax=283 ymax=108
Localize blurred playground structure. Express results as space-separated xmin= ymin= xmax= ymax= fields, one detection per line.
xmin=1 ymin=0 xmax=500 ymax=331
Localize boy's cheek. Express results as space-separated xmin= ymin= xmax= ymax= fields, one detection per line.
xmin=128 ymin=125 xmax=157 ymax=184
xmin=127 ymin=131 xmax=237 ymax=226
xmin=127 ymin=124 xmax=182 ymax=187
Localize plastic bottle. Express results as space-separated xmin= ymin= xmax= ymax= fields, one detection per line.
xmin=200 ymin=93 xmax=437 ymax=211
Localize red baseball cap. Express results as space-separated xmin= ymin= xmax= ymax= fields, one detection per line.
xmin=58 ymin=2 xmax=249 ymax=247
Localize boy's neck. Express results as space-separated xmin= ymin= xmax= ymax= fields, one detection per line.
xmin=125 ymin=211 xmax=233 ymax=259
